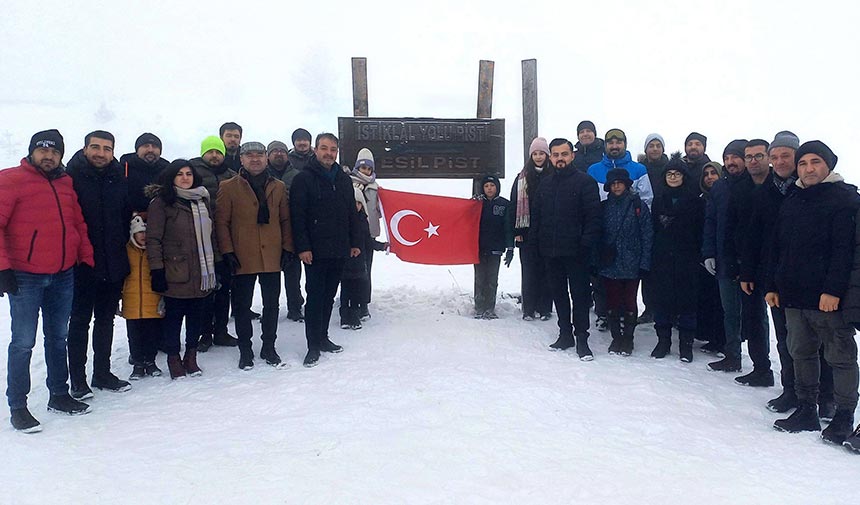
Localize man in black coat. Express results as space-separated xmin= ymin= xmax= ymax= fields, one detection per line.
xmin=65 ymin=130 xmax=132 ymax=397
xmin=220 ymin=121 xmax=243 ymax=172
xmin=121 ymin=132 xmax=169 ymax=213
xmin=530 ymin=138 xmax=602 ymax=360
xmin=682 ymin=132 xmax=712 ymax=185
xmin=290 ymin=133 xmax=362 ymax=367
xmin=268 ymin=139 xmax=305 ymax=322
xmin=288 ymin=128 xmax=314 ymax=172
xmin=766 ymin=141 xmax=860 ymax=444
xmin=572 ymin=120 xmax=605 ymax=173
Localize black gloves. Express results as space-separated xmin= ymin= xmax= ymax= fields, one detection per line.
xmin=504 ymin=248 xmax=514 ymax=268
xmin=223 ymin=252 xmax=241 ymax=275
xmin=150 ymin=268 xmax=168 ymax=293
xmin=0 ymin=269 xmax=18 ymax=297
xmin=280 ymin=250 xmax=294 ymax=270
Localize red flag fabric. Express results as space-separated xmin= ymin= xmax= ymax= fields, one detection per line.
xmin=378 ymin=188 xmax=481 ymax=265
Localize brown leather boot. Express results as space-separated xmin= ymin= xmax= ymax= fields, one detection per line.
xmin=183 ymin=348 xmax=202 ymax=377
xmin=167 ymin=354 xmax=186 ymax=380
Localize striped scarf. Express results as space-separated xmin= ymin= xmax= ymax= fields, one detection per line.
xmin=175 ymin=186 xmax=217 ymax=292
xmin=515 ymin=170 xmax=530 ymax=228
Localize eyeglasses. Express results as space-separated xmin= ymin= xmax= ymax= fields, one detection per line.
xmin=665 ymin=171 xmax=683 ymax=179
xmin=745 ymin=153 xmax=767 ymax=162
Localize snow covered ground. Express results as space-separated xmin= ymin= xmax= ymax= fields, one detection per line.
xmin=0 ymin=251 xmax=855 ymax=505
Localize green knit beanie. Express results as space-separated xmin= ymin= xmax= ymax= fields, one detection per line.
xmin=200 ymin=135 xmax=226 ymax=156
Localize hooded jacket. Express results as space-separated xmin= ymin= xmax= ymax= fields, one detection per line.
xmin=121 ymin=152 xmax=169 ymax=213
xmin=477 ymin=175 xmax=513 ymax=255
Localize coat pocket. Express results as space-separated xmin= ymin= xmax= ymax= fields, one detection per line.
xmin=165 ymin=255 xmax=190 ymax=284
xmin=27 ymin=230 xmax=38 ymax=263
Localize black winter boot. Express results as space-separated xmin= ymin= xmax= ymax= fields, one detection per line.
xmin=821 ymin=409 xmax=855 ymax=445
xmin=198 ymin=332 xmax=213 ymax=353
xmin=679 ymin=330 xmax=694 ymax=363
xmin=607 ymin=310 xmax=622 ymax=355
xmin=620 ymin=311 xmax=637 ymax=356
xmin=576 ymin=336 xmax=594 ymax=361
xmin=818 ymin=399 xmax=837 ymax=421
xmin=549 ymin=334 xmax=574 ymax=351
xmin=774 ymin=402 xmax=821 ymax=433
xmin=650 ymin=327 xmax=671 ymax=359
xmin=767 ymin=389 xmax=798 ymax=413
xmin=843 ymin=423 xmax=860 ymax=453
xmin=260 ymin=342 xmax=286 ymax=368
xmin=10 ymin=407 xmax=42 ymax=433
xmin=238 ymin=347 xmax=254 ymax=371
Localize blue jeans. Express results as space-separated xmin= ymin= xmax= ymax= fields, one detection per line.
xmin=718 ymin=277 xmax=742 ymax=360
xmin=6 ymin=269 xmax=74 ymax=410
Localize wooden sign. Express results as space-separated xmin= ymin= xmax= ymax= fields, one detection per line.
xmin=338 ymin=117 xmax=505 ymax=179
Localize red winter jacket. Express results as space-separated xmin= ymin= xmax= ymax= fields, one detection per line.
xmin=0 ymin=158 xmax=94 ymax=273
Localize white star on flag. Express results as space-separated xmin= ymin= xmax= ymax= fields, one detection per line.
xmin=424 ymin=222 xmax=440 ymax=238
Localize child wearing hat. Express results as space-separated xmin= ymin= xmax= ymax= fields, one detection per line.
xmin=598 ymin=168 xmax=653 ymax=355
xmin=121 ymin=214 xmax=164 ymax=379
xmin=473 ymin=175 xmax=513 ymax=319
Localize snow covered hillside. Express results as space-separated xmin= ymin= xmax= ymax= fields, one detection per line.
xmin=0 ymin=252 xmax=855 ymax=505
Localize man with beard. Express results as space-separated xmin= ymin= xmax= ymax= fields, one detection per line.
xmin=122 ymin=133 xmax=169 ymax=214
xmin=220 ymin=122 xmax=243 ymax=172
xmin=290 ymin=133 xmax=362 ymax=368
xmin=190 ymin=136 xmax=239 ymax=351
xmin=530 ymin=138 xmax=602 ymax=360
xmin=702 ymin=139 xmax=748 ymax=372
xmin=268 ymin=139 xmax=304 ymax=322
xmin=767 ymin=141 xmax=860 ymax=445
xmin=683 ymin=132 xmax=711 ymax=184
xmin=1 ymin=130 xmax=95 ymax=432
xmin=65 ymin=131 xmax=132 ymax=398
xmin=640 ymin=133 xmax=670 ymax=201
xmin=288 ymin=128 xmax=314 ymax=172
xmin=572 ymin=121 xmax=604 ymax=173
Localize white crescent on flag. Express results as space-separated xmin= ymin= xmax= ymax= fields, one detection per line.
xmin=389 ymin=209 xmax=423 ymax=246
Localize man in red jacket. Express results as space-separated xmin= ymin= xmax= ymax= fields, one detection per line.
xmin=0 ymin=130 xmax=96 ymax=433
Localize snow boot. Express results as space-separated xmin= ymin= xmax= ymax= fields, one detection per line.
xmin=287 ymin=309 xmax=304 ymax=322
xmin=144 ymin=361 xmax=163 ymax=377
xmin=607 ymin=311 xmax=622 ymax=355
xmin=620 ymin=311 xmax=637 ymax=356
xmin=767 ymin=389 xmax=798 ymax=413
xmin=303 ymin=349 xmax=321 ymax=368
xmin=91 ymin=372 xmax=132 ymax=393
xmin=774 ymin=402 xmax=821 ymax=433
xmin=213 ymin=331 xmax=238 ymax=347
xmin=707 ymin=356 xmax=742 ymax=372
xmin=10 ymin=407 xmax=42 ymax=433
xmin=183 ymin=348 xmax=202 ymax=377
xmin=819 ymin=399 xmax=837 ymax=421
xmin=47 ymin=394 xmax=91 ymax=416
xmin=699 ymin=340 xmax=725 ymax=357
xmin=821 ymin=409 xmax=855 ymax=445
xmin=198 ymin=332 xmax=213 ymax=353
xmin=576 ymin=336 xmax=594 ymax=361
xmin=679 ymin=330 xmax=694 ymax=363
xmin=320 ymin=339 xmax=343 ymax=353
xmin=70 ymin=376 xmax=93 ymax=400
xmin=650 ymin=327 xmax=672 ymax=359
xmin=843 ymin=424 xmax=860 ymax=453
xmin=167 ymin=354 xmax=186 ymax=379
xmin=238 ymin=347 xmax=254 ymax=371
xmin=735 ymin=368 xmax=774 ymax=387
xmin=129 ymin=363 xmax=146 ymax=381
xmin=549 ymin=333 xmax=574 ymax=351
xmin=260 ymin=342 xmax=286 ymax=368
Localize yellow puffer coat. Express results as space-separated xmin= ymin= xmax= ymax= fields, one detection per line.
xmin=122 ymin=241 xmax=163 ymax=319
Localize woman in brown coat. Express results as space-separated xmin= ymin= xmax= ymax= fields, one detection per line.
xmin=146 ymin=160 xmax=217 ymax=379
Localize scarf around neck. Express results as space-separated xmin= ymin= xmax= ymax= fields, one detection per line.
xmin=241 ymin=169 xmax=270 ymax=224
xmin=174 ymin=186 xmax=216 ymax=292
xmin=515 ymin=169 xmax=531 ymax=229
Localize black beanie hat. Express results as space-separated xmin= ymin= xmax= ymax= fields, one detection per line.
xmin=135 ymin=132 xmax=162 ymax=150
xmin=29 ymin=129 xmax=64 ymax=157
xmin=480 ymin=174 xmax=501 ymax=196
xmin=291 ymin=128 xmax=312 ymax=144
xmin=722 ymin=139 xmax=748 ymax=160
xmin=577 ymin=120 xmax=596 ymax=134
xmin=603 ymin=168 xmax=633 ymax=193
xmin=795 ymin=140 xmax=838 ymax=171
xmin=663 ymin=152 xmax=688 ymax=177
xmin=685 ymin=132 xmax=707 ymax=150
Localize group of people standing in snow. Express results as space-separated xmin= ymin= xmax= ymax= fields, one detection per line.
xmin=473 ymin=122 xmax=860 ymax=453
xmin=1 ymin=124 xmax=382 ymax=433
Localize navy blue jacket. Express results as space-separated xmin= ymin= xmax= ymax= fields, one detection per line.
xmin=598 ymin=191 xmax=653 ymax=279
xmin=289 ymin=155 xmax=362 ymax=259
xmin=66 ymin=150 xmax=131 ymax=283
xmin=739 ymin=172 xmax=796 ymax=283
xmin=702 ymin=171 xmax=748 ymax=278
xmin=573 ymin=138 xmax=605 ymax=173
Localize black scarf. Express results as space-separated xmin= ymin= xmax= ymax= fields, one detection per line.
xmin=241 ymin=169 xmax=270 ymax=224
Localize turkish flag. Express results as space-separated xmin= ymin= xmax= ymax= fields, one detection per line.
xmin=378 ymin=188 xmax=481 ymax=265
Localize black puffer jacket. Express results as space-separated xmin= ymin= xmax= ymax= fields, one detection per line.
xmin=766 ymin=174 xmax=860 ymax=309
xmin=289 ymin=155 xmax=362 ymax=259
xmin=189 ymin=157 xmax=236 ymax=213
xmin=739 ymin=172 xmax=796 ymax=283
xmin=287 ymin=149 xmax=313 ymax=172
xmin=121 ymin=152 xmax=169 ymax=213
xmin=66 ymin=150 xmax=131 ymax=283
xmin=572 ymin=138 xmax=604 ymax=173
xmin=839 ymin=207 xmax=860 ymax=324
xmin=641 ymin=153 xmax=669 ymax=200
xmin=529 ymin=162 xmax=602 ymax=259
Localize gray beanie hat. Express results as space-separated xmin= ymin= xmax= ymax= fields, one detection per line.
xmin=768 ymin=131 xmax=800 ymax=152
xmin=643 ymin=133 xmax=665 ymax=152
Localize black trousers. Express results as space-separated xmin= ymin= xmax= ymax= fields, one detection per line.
xmin=742 ymin=286 xmax=771 ymax=372
xmin=696 ymin=269 xmax=725 ymax=345
xmin=232 ymin=272 xmax=281 ymax=350
xmin=67 ymin=273 xmax=123 ymax=382
xmin=127 ymin=318 xmax=161 ymax=364
xmin=304 ymin=258 xmax=345 ymax=351
xmin=474 ymin=254 xmax=501 ymax=314
xmin=162 ymin=297 xmax=206 ymax=355
xmin=546 ymin=256 xmax=591 ymax=339
xmin=282 ymin=255 xmax=304 ymax=315
xmin=520 ymin=243 xmax=552 ymax=317
xmin=204 ymin=261 xmax=232 ymax=337
xmin=340 ymin=277 xmax=367 ymax=325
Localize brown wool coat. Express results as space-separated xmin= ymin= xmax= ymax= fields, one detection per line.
xmin=215 ymin=175 xmax=293 ymax=275
xmin=146 ymin=196 xmax=214 ymax=299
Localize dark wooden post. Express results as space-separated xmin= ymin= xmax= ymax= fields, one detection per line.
xmin=474 ymin=60 xmax=495 ymax=195
xmin=521 ymin=59 xmax=538 ymax=162
xmin=352 ymin=57 xmax=368 ymax=117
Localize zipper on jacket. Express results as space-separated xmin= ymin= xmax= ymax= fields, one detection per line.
xmin=138 ymin=252 xmax=144 ymax=318
xmin=27 ymin=230 xmax=38 ymax=263
xmin=48 ymin=179 xmax=67 ymax=271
